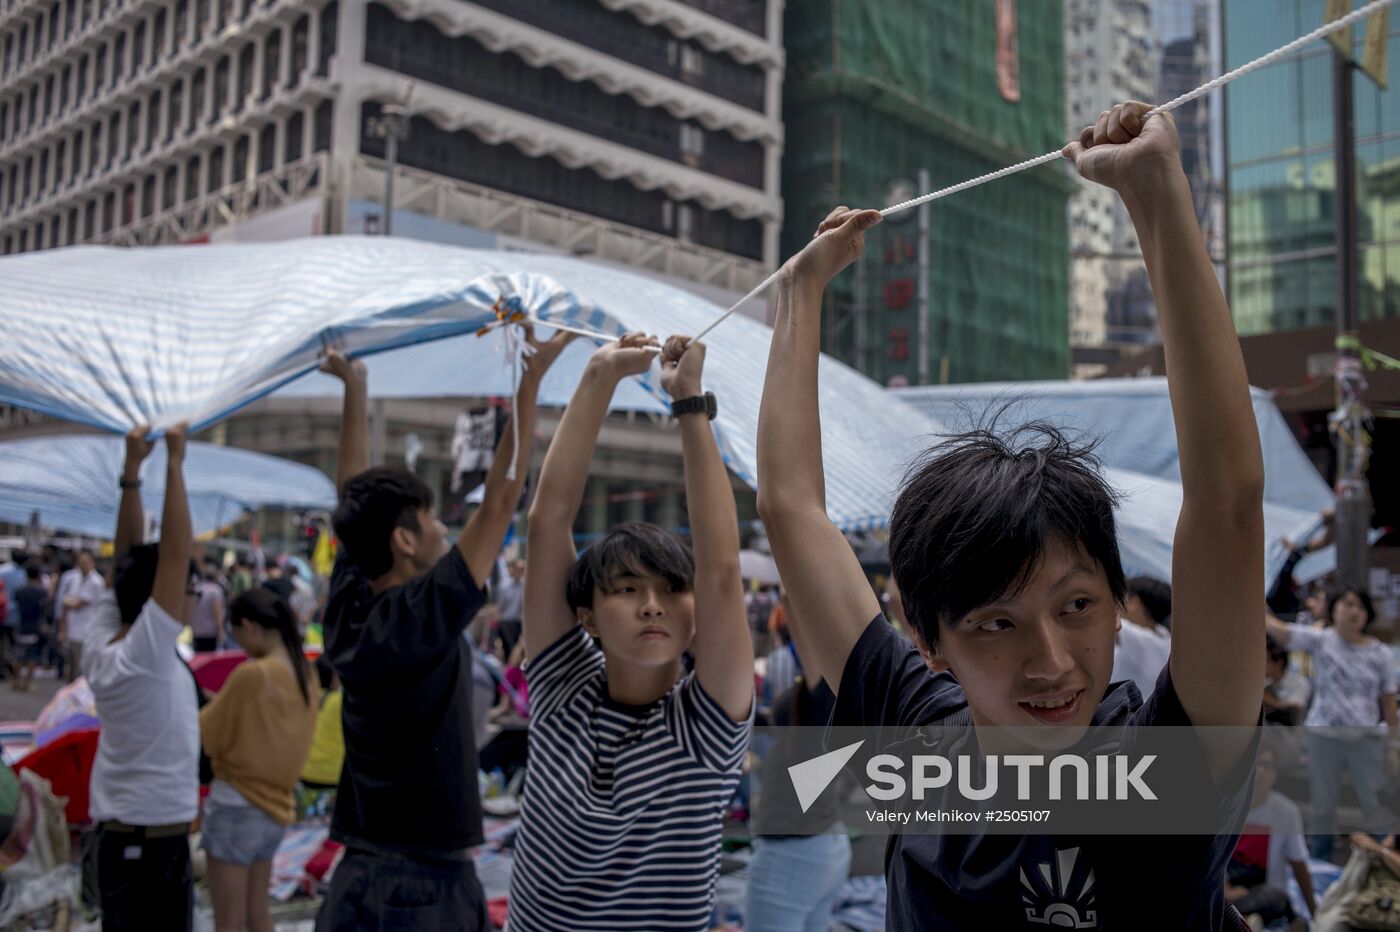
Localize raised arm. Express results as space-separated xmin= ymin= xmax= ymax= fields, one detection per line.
xmin=321 ymin=351 xmax=370 ymax=491
xmin=523 ymin=334 xmax=657 ymax=659
xmin=457 ymin=329 xmax=574 ymax=585
xmin=151 ymin=424 xmax=193 ymax=620
xmin=756 ymin=208 xmax=884 ymax=695
xmin=1066 ymin=103 xmax=1266 ymax=742
xmin=1264 ymin=612 xmax=1294 ymax=648
xmin=114 ymin=425 xmax=155 ymax=562
xmin=661 ymin=336 xmax=752 ymax=721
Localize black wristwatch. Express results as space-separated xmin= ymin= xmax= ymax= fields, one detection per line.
xmin=671 ymin=391 xmax=717 ymax=421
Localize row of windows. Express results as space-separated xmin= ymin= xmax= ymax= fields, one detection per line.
xmin=0 ymin=20 xmax=333 ymax=215
xmin=470 ymin=0 xmax=766 ymax=113
xmin=363 ymin=6 xmax=764 ymax=189
xmin=358 ymin=102 xmax=762 ymax=260
xmin=0 ymin=0 xmax=336 ymax=148
xmin=0 ymin=98 xmax=330 ymax=252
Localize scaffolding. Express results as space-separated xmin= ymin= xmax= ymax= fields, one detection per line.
xmin=783 ymin=0 xmax=1073 ymax=384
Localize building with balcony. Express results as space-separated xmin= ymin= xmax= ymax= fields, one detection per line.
xmin=0 ymin=0 xmax=784 ymax=294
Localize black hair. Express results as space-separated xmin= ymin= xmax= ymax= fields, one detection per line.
xmin=1127 ymin=576 xmax=1172 ymax=629
xmin=888 ymin=419 xmax=1127 ymax=648
xmin=114 ymin=545 xmax=200 ymax=628
xmin=8 ymin=551 xmax=28 ymax=568
xmin=1328 ymin=587 xmax=1377 ymax=631
xmin=24 ymin=564 xmax=40 ymax=581
xmin=333 ymin=466 xmax=433 ymax=579
xmin=565 ymin=523 xmax=695 ymax=612
xmin=230 ymin=588 xmax=312 ymax=704
xmin=1265 ymin=636 xmax=1288 ymax=664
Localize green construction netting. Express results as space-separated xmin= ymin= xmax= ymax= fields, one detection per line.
xmin=783 ymin=0 xmax=1071 ymax=384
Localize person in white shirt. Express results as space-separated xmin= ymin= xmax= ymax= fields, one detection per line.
xmin=61 ymin=549 xmax=106 ymax=681
xmin=85 ymin=424 xmax=199 ymax=932
xmin=1267 ymin=589 xmax=1399 ymax=861
xmin=1225 ymin=746 xmax=1316 ymax=929
xmin=1110 ymin=576 xmax=1172 ymax=697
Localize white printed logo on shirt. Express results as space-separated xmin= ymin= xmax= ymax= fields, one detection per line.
xmin=1020 ymin=846 xmax=1097 ymax=928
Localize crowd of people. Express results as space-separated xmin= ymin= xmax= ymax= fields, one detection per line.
xmin=1 ymin=102 xmax=1398 ymax=932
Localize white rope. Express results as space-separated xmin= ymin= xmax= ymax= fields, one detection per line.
xmin=692 ymin=0 xmax=1396 ymax=344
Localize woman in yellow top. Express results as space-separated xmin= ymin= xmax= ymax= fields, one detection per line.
xmin=199 ymin=588 xmax=318 ymax=932
xmin=300 ymin=655 xmax=344 ymax=789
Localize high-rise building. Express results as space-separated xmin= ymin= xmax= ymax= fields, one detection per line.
xmin=1064 ymin=0 xmax=1154 ymax=375
xmin=1065 ymin=0 xmax=1223 ymax=377
xmin=782 ymin=0 xmax=1072 ymax=385
xmin=0 ymin=0 xmax=784 ymax=296
xmin=1224 ymin=0 xmax=1400 ymax=336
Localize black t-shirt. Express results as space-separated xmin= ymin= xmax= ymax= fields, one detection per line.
xmin=262 ymin=576 xmax=295 ymax=602
xmin=834 ymin=615 xmax=1256 ymax=931
xmin=323 ymin=548 xmax=486 ymax=857
xmin=755 ymin=679 xmax=841 ymax=837
xmin=13 ymin=584 xmax=48 ymax=636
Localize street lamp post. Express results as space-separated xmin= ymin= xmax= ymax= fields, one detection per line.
xmin=366 ymin=101 xmax=411 ymax=236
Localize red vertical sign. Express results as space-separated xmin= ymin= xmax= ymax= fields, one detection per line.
xmin=996 ymin=0 xmax=1021 ymax=103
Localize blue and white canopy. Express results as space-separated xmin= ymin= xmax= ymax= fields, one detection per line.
xmin=0 ymin=237 xmax=1328 ymax=573
xmin=0 ymin=434 xmax=337 ymax=539
xmin=893 ymin=379 xmax=1332 ymax=584
xmin=0 ymin=236 xmax=914 ymax=531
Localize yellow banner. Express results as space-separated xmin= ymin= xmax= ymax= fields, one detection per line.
xmin=1361 ymin=7 xmax=1389 ymax=89
xmin=1326 ymin=0 xmax=1355 ymax=59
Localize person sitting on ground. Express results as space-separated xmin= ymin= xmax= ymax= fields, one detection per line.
xmin=757 ymin=102 xmax=1266 ymax=929
xmin=315 ymin=330 xmax=570 ymax=932
xmin=1263 ymin=637 xmax=1310 ymax=727
xmin=1110 ymin=575 xmax=1172 ymax=698
xmin=509 ymin=334 xmax=753 ymax=931
xmin=199 ymin=587 xmax=318 ymax=932
xmin=11 ymin=564 xmax=48 ymax=692
xmin=1225 ymin=746 xmax=1316 ymax=931
xmin=85 ymin=425 xmax=199 ymax=932
xmin=1266 ymin=589 xmax=1399 ymax=862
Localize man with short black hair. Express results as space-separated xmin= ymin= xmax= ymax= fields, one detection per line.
xmin=85 ymin=425 xmax=199 ymax=932
xmin=509 ymin=334 xmax=754 ymax=931
xmin=1112 ymin=575 xmax=1173 ymax=697
xmin=315 ymin=330 xmax=571 ymax=931
xmin=758 ymin=102 xmax=1266 ymax=929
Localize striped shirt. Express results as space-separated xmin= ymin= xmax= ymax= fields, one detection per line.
xmin=508 ymin=628 xmax=751 ymax=931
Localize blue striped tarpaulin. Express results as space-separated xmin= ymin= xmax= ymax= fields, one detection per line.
xmin=0 ymin=434 xmax=337 ymax=539
xmin=0 ymin=236 xmax=919 ymax=532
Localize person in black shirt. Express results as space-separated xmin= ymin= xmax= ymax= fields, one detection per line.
xmin=314 ymin=330 xmax=572 ymax=932
xmin=12 ymin=564 xmax=49 ymax=692
xmin=755 ymin=101 xmax=1265 ymax=930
